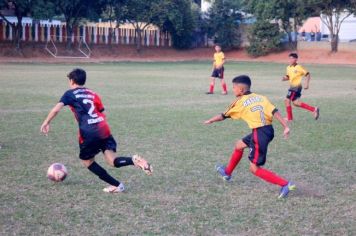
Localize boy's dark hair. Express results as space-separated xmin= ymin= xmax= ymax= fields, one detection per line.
xmin=289 ymin=53 xmax=298 ymax=59
xmin=215 ymin=44 xmax=221 ymax=48
xmin=232 ymin=75 xmax=251 ymax=88
xmin=67 ymin=68 xmax=86 ymax=85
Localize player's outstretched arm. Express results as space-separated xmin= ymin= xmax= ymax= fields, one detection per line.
xmin=40 ymin=102 xmax=64 ymax=135
xmin=273 ymin=111 xmax=290 ymax=139
xmin=204 ymin=114 xmax=225 ymax=124
xmin=304 ymin=73 xmax=311 ymax=89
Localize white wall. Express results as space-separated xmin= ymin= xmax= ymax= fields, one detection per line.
xmin=321 ymin=12 xmax=356 ymax=42
xmin=3 ymin=16 xmax=61 ymax=25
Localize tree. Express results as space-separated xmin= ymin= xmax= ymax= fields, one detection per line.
xmin=0 ymin=0 xmax=36 ymax=50
xmin=308 ymin=0 xmax=354 ymax=52
xmin=113 ymin=0 xmax=161 ymax=52
xmin=246 ymin=19 xmax=283 ymax=57
xmin=244 ymin=0 xmax=313 ymax=50
xmin=207 ymin=0 xmax=242 ymax=50
xmin=44 ymin=0 xmax=102 ymax=49
xmin=157 ymin=0 xmax=197 ymax=49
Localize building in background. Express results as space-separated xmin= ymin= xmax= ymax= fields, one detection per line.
xmin=299 ymin=12 xmax=356 ymax=42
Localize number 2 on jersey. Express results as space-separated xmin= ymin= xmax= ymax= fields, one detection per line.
xmin=83 ymin=99 xmax=98 ymax=118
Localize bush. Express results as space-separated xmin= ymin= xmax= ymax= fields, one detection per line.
xmin=246 ymin=20 xmax=283 ymax=57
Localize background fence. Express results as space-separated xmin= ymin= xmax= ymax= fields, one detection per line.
xmin=0 ymin=21 xmax=172 ymax=47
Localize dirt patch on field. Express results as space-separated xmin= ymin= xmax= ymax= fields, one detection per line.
xmin=0 ymin=42 xmax=356 ymax=65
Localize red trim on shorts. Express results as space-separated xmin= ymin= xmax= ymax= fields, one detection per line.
xmin=252 ymin=129 xmax=260 ymax=164
xmin=290 ymin=91 xmax=296 ymax=101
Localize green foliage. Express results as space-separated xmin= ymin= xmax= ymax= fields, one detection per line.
xmin=112 ymin=0 xmax=162 ymax=51
xmin=0 ymin=0 xmax=38 ymax=50
xmin=114 ymin=0 xmax=161 ymax=25
xmin=246 ymin=20 xmax=283 ymax=57
xmin=157 ymin=0 xmax=197 ymax=49
xmin=207 ymin=0 xmax=242 ymax=50
xmin=243 ymin=0 xmax=314 ymax=50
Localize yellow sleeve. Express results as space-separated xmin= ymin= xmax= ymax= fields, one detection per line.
xmin=299 ymin=65 xmax=308 ymax=76
xmin=221 ymin=52 xmax=225 ymax=59
xmin=223 ymin=100 xmax=242 ymax=120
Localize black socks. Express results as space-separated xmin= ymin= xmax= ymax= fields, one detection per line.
xmin=88 ymin=161 xmax=120 ymax=187
xmin=114 ymin=157 xmax=134 ymax=168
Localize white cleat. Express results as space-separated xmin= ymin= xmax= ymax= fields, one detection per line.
xmin=103 ymin=183 xmax=125 ymax=193
xmin=132 ymin=154 xmax=153 ymax=175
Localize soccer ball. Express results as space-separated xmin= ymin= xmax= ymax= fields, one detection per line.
xmin=47 ymin=163 xmax=67 ymax=182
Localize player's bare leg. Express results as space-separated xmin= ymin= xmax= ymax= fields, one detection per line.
xmin=82 ymin=158 xmax=95 ymax=168
xmin=293 ymin=99 xmax=320 ymax=120
xmin=206 ymin=77 xmax=215 ymax=94
xmin=220 ymin=78 xmax=228 ymax=95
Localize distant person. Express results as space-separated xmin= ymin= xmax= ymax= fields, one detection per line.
xmin=310 ymin=30 xmax=315 ymax=41
xmin=40 ymin=68 xmax=152 ymax=193
xmin=301 ymin=29 xmax=306 ymax=41
xmin=206 ymin=44 xmax=228 ymax=95
xmin=282 ymin=53 xmax=320 ymax=122
xmin=205 ymin=75 xmax=296 ymax=199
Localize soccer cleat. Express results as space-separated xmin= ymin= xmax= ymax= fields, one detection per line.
xmin=215 ymin=164 xmax=232 ymax=182
xmin=313 ymin=107 xmax=320 ymax=120
xmin=103 ymin=183 xmax=125 ymax=193
xmin=221 ymin=92 xmax=228 ymax=95
xmin=132 ymin=154 xmax=153 ymax=175
xmin=205 ymin=92 xmax=214 ymax=94
xmin=278 ymin=182 xmax=296 ymax=199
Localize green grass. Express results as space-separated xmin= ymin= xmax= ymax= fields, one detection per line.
xmin=0 ymin=61 xmax=355 ymax=235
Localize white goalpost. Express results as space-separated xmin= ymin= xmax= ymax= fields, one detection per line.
xmin=45 ymin=35 xmax=92 ymax=59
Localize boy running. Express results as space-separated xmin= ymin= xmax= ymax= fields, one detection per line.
xmin=204 ymin=75 xmax=296 ymax=198
xmin=206 ymin=44 xmax=228 ymax=95
xmin=283 ymin=53 xmax=320 ymax=121
xmin=40 ymin=68 xmax=152 ymax=193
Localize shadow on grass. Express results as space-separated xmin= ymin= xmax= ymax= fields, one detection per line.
xmin=293 ymin=182 xmax=326 ymax=199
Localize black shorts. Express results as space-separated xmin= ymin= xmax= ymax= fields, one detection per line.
xmin=286 ymin=87 xmax=302 ymax=101
xmin=211 ymin=67 xmax=224 ymax=79
xmin=242 ymin=125 xmax=274 ymax=166
xmin=79 ymin=135 xmax=117 ymax=160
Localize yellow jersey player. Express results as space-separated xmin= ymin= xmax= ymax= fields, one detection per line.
xmin=282 ymin=53 xmax=320 ymax=121
xmin=206 ymin=44 xmax=228 ymax=95
xmin=204 ymin=75 xmax=296 ymax=199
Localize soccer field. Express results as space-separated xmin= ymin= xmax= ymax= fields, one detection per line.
xmin=0 ymin=61 xmax=355 ymax=235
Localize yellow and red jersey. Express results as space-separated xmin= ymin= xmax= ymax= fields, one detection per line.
xmin=286 ymin=64 xmax=309 ymax=87
xmin=223 ymin=92 xmax=277 ymax=129
xmin=214 ymin=52 xmax=225 ymax=68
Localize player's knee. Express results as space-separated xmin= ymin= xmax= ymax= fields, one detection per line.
xmin=235 ymin=140 xmax=247 ymax=150
xmin=284 ymin=99 xmax=290 ymax=105
xmin=292 ymin=101 xmax=300 ymax=106
xmin=249 ymin=163 xmax=259 ymax=174
xmin=82 ymin=159 xmax=94 ymax=168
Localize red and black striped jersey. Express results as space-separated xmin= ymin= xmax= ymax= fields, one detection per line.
xmin=60 ymin=87 xmax=111 ymax=143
